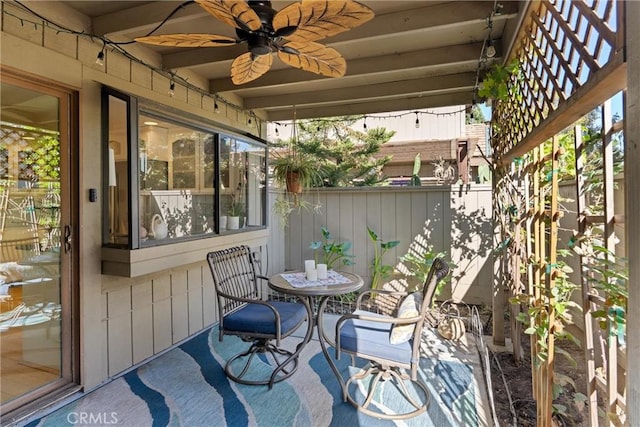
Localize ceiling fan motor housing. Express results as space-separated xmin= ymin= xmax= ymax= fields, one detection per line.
xmin=242 ymin=1 xmax=277 ymax=56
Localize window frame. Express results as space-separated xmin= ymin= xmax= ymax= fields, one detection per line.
xmin=101 ymin=86 xmax=267 ymax=254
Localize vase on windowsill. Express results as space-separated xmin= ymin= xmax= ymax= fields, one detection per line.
xmin=227 ymin=216 xmax=240 ymax=230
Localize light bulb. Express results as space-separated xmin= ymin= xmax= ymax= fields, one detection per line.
xmin=95 ymin=50 xmax=105 ymax=66
xmin=214 ymin=101 xmax=220 ymax=114
xmin=168 ymin=82 xmax=175 ymax=97
xmin=485 ymin=40 xmax=496 ymax=58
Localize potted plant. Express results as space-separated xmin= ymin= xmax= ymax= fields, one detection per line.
xmin=227 ymin=190 xmax=244 ymax=229
xmin=272 ymin=151 xmax=321 ymax=199
xmin=270 ymin=121 xmax=323 ymax=227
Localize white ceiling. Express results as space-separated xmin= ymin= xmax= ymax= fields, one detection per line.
xmin=63 ymin=1 xmax=525 ymax=121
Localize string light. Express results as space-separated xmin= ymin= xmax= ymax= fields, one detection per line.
xmin=485 ymin=39 xmax=496 ymax=58
xmin=270 ymin=108 xmax=467 ymax=139
xmin=95 ymin=42 xmax=105 ymax=66
xmin=5 ymin=0 xmax=263 ymax=131
xmin=472 ymin=1 xmax=502 ymax=105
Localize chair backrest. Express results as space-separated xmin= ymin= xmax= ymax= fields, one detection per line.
xmin=206 ymin=245 xmax=260 ymax=317
xmin=420 ymin=257 xmax=450 ymax=313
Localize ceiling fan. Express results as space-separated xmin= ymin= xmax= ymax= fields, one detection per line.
xmin=135 ymin=0 xmax=374 ymax=85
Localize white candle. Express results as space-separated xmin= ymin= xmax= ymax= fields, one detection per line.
xmin=306 ymin=268 xmax=318 ymax=281
xmin=317 ymin=263 xmax=328 ymax=280
xmin=304 ymin=259 xmax=316 ymax=275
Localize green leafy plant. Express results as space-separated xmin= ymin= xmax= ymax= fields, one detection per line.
xmin=400 ymin=247 xmax=454 ymax=298
xmin=367 ymin=226 xmax=400 ymax=290
xmin=478 ymin=59 xmax=521 ymax=102
xmin=271 ymin=193 xmax=321 ymax=229
xmin=309 ymin=226 xmax=355 ymax=270
xmin=511 ymin=259 xmax=581 ymax=367
xmin=571 ymin=233 xmax=628 ymax=341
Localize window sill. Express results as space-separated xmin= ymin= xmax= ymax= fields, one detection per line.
xmin=101 ymin=228 xmax=269 ymax=277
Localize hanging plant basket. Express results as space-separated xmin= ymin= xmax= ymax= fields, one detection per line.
xmin=286 ymin=171 xmax=303 ymax=194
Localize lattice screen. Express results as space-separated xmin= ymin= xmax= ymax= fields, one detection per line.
xmin=492 ymin=0 xmax=622 ymax=160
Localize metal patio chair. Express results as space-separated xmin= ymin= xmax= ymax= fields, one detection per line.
xmin=206 ymin=245 xmax=308 ymax=388
xmin=335 ymin=257 xmax=450 ymax=419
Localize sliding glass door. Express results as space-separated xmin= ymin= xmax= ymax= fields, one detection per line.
xmin=0 ymin=71 xmax=78 ymax=416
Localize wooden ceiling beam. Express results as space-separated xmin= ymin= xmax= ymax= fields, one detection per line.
xmin=264 ymin=91 xmax=472 ymax=121
xmin=209 ymin=42 xmax=483 ymax=92
xmin=93 ymin=1 xmax=206 ymax=36
xmin=243 ymin=72 xmax=476 ymax=109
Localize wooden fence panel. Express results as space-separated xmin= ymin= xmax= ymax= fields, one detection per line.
xmin=283 ymin=186 xmax=494 ymax=305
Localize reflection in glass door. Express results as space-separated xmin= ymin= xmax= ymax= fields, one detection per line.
xmin=0 ymin=76 xmax=73 ymax=412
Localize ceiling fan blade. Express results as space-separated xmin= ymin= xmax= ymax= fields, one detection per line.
xmin=135 ymin=34 xmax=238 ymax=47
xmin=195 ymin=0 xmax=261 ymax=32
xmin=277 ymin=41 xmax=346 ymax=78
xmin=273 ymin=0 xmax=374 ymax=42
xmin=231 ymin=52 xmax=273 ymax=85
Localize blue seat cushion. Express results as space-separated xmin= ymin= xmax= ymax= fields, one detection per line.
xmin=339 ymin=310 xmax=413 ymax=365
xmin=224 ymin=301 xmax=306 ymax=336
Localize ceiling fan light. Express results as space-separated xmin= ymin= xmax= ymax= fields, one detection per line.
xmin=249 ymin=36 xmax=273 ymax=56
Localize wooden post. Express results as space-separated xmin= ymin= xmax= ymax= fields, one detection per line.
xmin=532 ymin=147 xmax=541 ymax=402
xmin=575 ymin=123 xmax=599 ymax=426
xmin=601 ymin=99 xmax=619 ymax=426
xmin=511 ymin=161 xmax=523 ymax=363
xmin=625 ymin=2 xmax=640 ymax=426
xmin=544 ymin=136 xmax=560 ymax=427
xmin=493 ymin=164 xmax=506 ymax=346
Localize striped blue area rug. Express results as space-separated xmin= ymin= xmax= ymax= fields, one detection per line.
xmin=27 ymin=326 xmax=484 ymax=426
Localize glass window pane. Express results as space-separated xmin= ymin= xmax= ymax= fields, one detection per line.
xmin=107 ymin=95 xmax=130 ymax=246
xmin=219 ymin=135 xmax=265 ymax=231
xmin=139 ymin=115 xmax=216 ymax=242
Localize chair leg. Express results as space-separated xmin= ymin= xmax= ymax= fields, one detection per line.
xmin=343 ymin=363 xmax=430 ymax=420
xmin=224 ymin=339 xmax=299 ymax=387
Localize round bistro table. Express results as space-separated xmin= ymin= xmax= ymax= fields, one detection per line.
xmin=268 ymin=271 xmax=364 ymax=388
